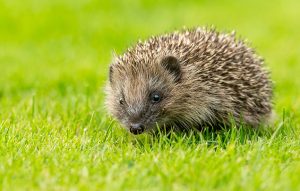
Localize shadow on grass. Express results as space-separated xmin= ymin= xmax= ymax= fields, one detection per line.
xmin=99 ymin=110 xmax=296 ymax=151
xmin=133 ymin=111 xmax=296 ymax=150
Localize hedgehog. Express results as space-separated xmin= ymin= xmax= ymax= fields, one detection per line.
xmin=105 ymin=27 xmax=273 ymax=135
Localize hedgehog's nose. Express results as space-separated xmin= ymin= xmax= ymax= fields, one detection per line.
xmin=129 ymin=123 xmax=145 ymax=135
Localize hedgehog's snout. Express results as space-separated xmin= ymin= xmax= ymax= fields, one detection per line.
xmin=129 ymin=123 xmax=145 ymax=135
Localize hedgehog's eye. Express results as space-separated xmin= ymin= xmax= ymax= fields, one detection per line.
xmin=150 ymin=92 xmax=162 ymax=103
xmin=119 ymin=98 xmax=124 ymax=105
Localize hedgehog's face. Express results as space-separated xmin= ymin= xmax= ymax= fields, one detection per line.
xmin=106 ymin=55 xmax=181 ymax=135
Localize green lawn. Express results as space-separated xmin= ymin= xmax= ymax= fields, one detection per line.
xmin=1 ymin=0 xmax=300 ymax=190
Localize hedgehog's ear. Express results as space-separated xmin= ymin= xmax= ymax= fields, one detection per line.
xmin=160 ymin=56 xmax=181 ymax=82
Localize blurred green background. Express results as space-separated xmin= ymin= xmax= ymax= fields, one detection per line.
xmin=0 ymin=0 xmax=300 ymax=190
xmin=1 ymin=0 xmax=299 ymax=111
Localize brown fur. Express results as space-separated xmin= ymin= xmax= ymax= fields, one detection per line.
xmin=105 ymin=27 xmax=273 ymax=134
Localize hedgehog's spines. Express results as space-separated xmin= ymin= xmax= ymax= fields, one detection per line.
xmin=106 ymin=27 xmax=273 ymax=133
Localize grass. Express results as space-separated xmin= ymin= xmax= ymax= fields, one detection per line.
xmin=0 ymin=0 xmax=300 ymax=190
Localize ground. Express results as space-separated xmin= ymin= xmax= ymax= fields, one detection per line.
xmin=0 ymin=0 xmax=300 ymax=190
